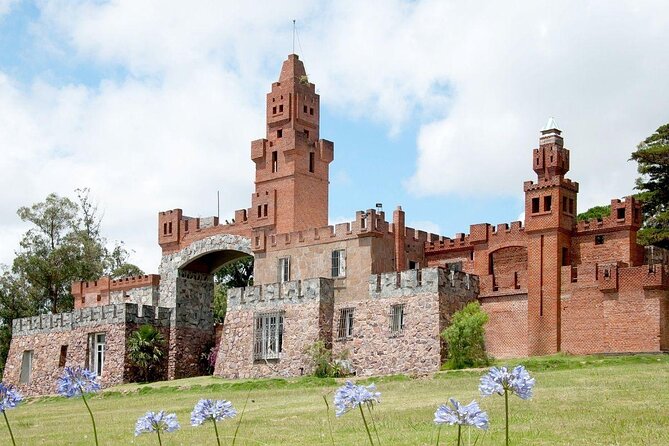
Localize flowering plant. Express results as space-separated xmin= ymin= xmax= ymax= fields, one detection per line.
xmin=434 ymin=398 xmax=488 ymax=445
xmin=334 ymin=380 xmax=381 ymax=445
xmin=480 ymin=365 xmax=535 ymax=445
xmin=191 ymin=399 xmax=237 ymax=446
xmin=57 ymin=367 xmax=101 ymax=446
xmin=0 ymin=383 xmax=23 ymax=446
xmin=135 ymin=410 xmax=180 ymax=445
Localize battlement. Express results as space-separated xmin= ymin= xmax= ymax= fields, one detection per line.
xmin=575 ymin=196 xmax=642 ymax=234
xmin=12 ymin=303 xmax=173 ymax=336
xmin=561 ymin=262 xmax=669 ymax=292
xmin=227 ymin=277 xmax=334 ymax=309
xmin=72 ymin=274 xmax=161 ymax=309
xmin=523 ymin=176 xmax=579 ymax=192
xmin=424 ymin=221 xmax=526 ymax=253
xmin=253 ymin=208 xmax=392 ymax=252
xmin=368 ymin=267 xmax=479 ymax=298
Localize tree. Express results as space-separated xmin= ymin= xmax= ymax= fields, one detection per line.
xmin=127 ymin=324 xmax=166 ymax=382
xmin=441 ymin=301 xmax=490 ymax=370
xmin=213 ymin=257 xmax=253 ymax=323
xmin=631 ymin=123 xmax=669 ymax=248
xmin=0 ymin=269 xmax=34 ymax=378
xmin=577 ymin=205 xmax=611 ymax=222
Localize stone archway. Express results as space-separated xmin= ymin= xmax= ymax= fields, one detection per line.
xmin=157 ymin=233 xmax=252 ymax=379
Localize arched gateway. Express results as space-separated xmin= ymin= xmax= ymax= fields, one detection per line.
xmin=158 ymin=233 xmax=252 ymax=379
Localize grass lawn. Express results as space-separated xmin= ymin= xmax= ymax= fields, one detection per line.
xmin=4 ymin=354 xmax=668 ymax=445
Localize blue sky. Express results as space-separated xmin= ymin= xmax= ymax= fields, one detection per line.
xmin=1 ymin=1 xmax=668 ymax=272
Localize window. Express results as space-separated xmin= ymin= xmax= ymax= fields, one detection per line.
xmin=59 ymin=345 xmax=68 ymax=368
xmin=531 ymin=197 xmax=540 ymax=213
xmin=254 ymin=312 xmax=283 ymax=360
xmin=88 ymin=333 xmax=106 ymax=376
xmin=272 ymin=106 xmax=277 ymax=114
xmin=278 ymin=257 xmax=290 ymax=282
xmin=278 ymin=104 xmax=283 ymax=113
xmin=305 ymin=129 xmax=310 ymax=139
xmin=309 ymin=152 xmax=315 ymax=172
xmin=544 ymin=195 xmax=552 ymax=212
xmin=617 ymin=208 xmax=625 ymax=220
xmin=19 ymin=350 xmax=33 ymax=384
xmin=272 ymin=151 xmax=278 ymax=173
xmin=163 ymin=222 xmax=167 ymax=235
xmin=303 ymin=105 xmax=308 ymax=113
xmin=331 ymin=249 xmax=346 ymax=277
xmin=277 ymin=129 xmax=283 ymax=138
xmin=390 ymin=304 xmax=405 ymax=334
xmin=561 ymin=247 xmax=569 ymax=266
xmin=309 ymin=107 xmax=314 ymax=115
xmin=168 ymin=221 xmax=172 ymax=234
xmin=595 ymin=235 xmax=605 ymax=245
xmin=263 ymin=204 xmax=268 ymax=217
xmin=409 ymin=260 xmax=418 ymax=269
xmin=337 ymin=308 xmax=354 ymax=339
xmin=569 ymin=198 xmax=574 ymax=214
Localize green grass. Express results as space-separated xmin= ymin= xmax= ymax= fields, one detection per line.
xmin=3 ymin=354 xmax=669 ymax=445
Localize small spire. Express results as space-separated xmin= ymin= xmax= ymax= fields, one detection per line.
xmin=541 ymin=117 xmax=561 ymax=133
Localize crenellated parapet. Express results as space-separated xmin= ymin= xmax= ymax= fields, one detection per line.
xmin=561 ymin=262 xmax=669 ymax=293
xmin=575 ymin=197 xmax=642 ymax=234
xmin=368 ymin=267 xmax=479 ymax=298
xmin=12 ymin=303 xmax=173 ymax=336
xmin=425 ymin=221 xmax=526 ymax=254
xmin=227 ymin=277 xmax=334 ymax=309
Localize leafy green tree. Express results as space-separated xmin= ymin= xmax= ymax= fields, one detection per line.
xmin=631 ymin=123 xmax=669 ymax=248
xmin=0 ymin=269 xmax=34 ymax=378
xmin=577 ymin=205 xmax=611 ymax=222
xmin=441 ymin=301 xmax=490 ymax=370
xmin=127 ymin=324 xmax=166 ymax=382
xmin=213 ymin=257 xmax=253 ymax=323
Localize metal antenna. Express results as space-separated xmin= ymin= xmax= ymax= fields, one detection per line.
xmin=292 ymin=19 xmax=296 ymax=54
xmin=217 ymin=190 xmax=220 ymax=219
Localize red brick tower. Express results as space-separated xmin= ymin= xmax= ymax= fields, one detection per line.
xmin=250 ymin=54 xmax=334 ymax=234
xmin=523 ymin=118 xmax=579 ymax=355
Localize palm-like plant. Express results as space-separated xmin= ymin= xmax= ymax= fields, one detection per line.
xmin=127 ymin=324 xmax=166 ymax=382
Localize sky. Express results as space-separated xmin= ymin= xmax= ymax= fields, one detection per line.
xmin=1 ymin=0 xmax=668 ymax=273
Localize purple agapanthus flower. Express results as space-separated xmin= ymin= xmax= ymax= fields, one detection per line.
xmin=0 ymin=383 xmax=22 ymax=412
xmin=57 ymin=366 xmax=101 ymax=398
xmin=333 ymin=380 xmax=381 ymax=417
xmin=479 ymin=365 xmax=535 ymax=400
xmin=190 ymin=399 xmax=237 ymax=426
xmin=434 ymin=398 xmax=489 ymax=430
xmin=135 ymin=411 xmax=180 ymax=436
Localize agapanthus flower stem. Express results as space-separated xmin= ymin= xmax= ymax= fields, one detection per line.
xmin=504 ymin=388 xmax=509 ymax=446
xmin=157 ymin=428 xmax=163 ymax=446
xmin=358 ymin=403 xmax=375 ymax=446
xmin=81 ymin=392 xmax=99 ymax=446
xmin=435 ymin=425 xmax=441 ymax=446
xmin=457 ymin=425 xmax=461 ymax=446
xmin=212 ymin=418 xmax=222 ymax=446
xmin=323 ymin=395 xmax=335 ymax=446
xmin=366 ymin=403 xmax=381 ymax=446
xmin=232 ymin=390 xmax=251 ymax=446
xmin=3 ymin=410 xmax=17 ymax=446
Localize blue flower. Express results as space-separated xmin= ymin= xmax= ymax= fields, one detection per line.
xmin=135 ymin=411 xmax=180 ymax=436
xmin=333 ymin=380 xmax=381 ymax=417
xmin=434 ymin=398 xmax=489 ymax=430
xmin=190 ymin=399 xmax=237 ymax=426
xmin=0 ymin=383 xmax=22 ymax=412
xmin=479 ymin=365 xmax=535 ymax=400
xmin=57 ymin=367 xmax=101 ymax=398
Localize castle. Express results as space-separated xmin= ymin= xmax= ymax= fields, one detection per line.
xmin=5 ymin=55 xmax=668 ymax=395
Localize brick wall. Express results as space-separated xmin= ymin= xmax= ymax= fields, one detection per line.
xmin=480 ymin=294 xmax=528 ymax=358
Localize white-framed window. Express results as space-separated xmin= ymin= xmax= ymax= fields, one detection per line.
xmin=278 ymin=257 xmax=290 ymax=283
xmin=331 ymin=249 xmax=346 ymax=277
xmin=254 ymin=312 xmax=284 ymax=360
xmin=390 ymin=304 xmax=405 ymax=334
xmin=88 ymin=333 xmax=106 ymax=376
xmin=337 ymin=308 xmax=355 ymax=339
xmin=19 ymin=350 xmax=33 ymax=384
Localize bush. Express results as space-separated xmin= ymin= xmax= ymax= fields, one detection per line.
xmin=441 ymin=301 xmax=490 ymax=369
xmin=304 ymin=341 xmax=350 ymax=378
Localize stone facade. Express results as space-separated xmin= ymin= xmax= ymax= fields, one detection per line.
xmin=7 ymin=53 xmax=669 ymax=395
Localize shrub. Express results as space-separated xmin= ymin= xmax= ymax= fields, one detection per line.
xmin=304 ymin=341 xmax=350 ymax=378
xmin=441 ymin=301 xmax=490 ymax=369
xmin=128 ymin=325 xmax=166 ymax=382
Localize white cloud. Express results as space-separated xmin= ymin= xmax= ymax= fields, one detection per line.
xmin=407 ymin=220 xmax=441 ymax=236
xmin=0 ymin=0 xmax=17 ymax=16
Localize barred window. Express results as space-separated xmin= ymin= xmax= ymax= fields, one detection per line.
xmin=337 ymin=308 xmax=354 ymax=339
xmin=331 ymin=249 xmax=346 ymax=277
xmin=254 ymin=312 xmax=284 ymax=360
xmin=390 ymin=304 xmax=405 ymax=334
xmin=278 ymin=257 xmax=290 ymax=282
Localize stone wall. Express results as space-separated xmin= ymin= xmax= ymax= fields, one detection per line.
xmin=331 ymin=268 xmax=478 ymax=376
xmin=215 ymin=277 xmax=334 ymax=379
xmin=6 ymin=304 xmax=172 ymax=396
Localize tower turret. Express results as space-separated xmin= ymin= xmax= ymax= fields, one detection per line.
xmin=250 ymin=54 xmax=334 ymax=234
